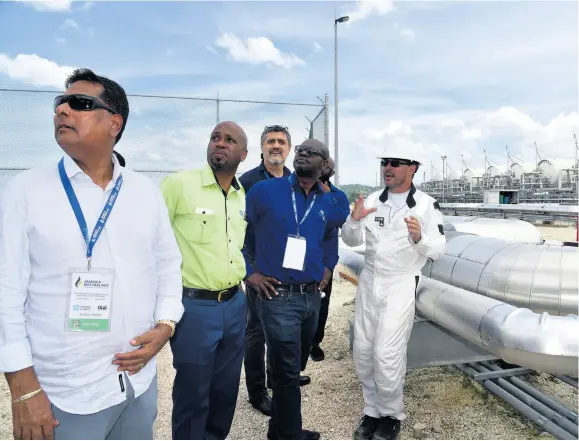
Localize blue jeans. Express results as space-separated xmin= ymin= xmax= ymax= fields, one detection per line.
xmin=170 ymin=288 xmax=247 ymax=440
xmin=257 ymin=288 xmax=321 ymax=439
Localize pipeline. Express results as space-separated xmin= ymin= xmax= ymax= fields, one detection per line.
xmin=454 ymin=363 xmax=577 ymax=440
xmin=337 ymin=249 xmax=579 ymax=377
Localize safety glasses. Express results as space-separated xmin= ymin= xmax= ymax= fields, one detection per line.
xmin=381 ymin=158 xmax=413 ymax=168
xmin=295 ymin=145 xmax=326 ymax=159
xmin=264 ymin=124 xmax=289 ymax=132
xmin=53 ymin=94 xmax=118 ymax=114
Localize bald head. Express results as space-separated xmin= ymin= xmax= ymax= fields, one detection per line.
xmin=207 ymin=120 xmax=248 ymax=173
xmin=300 ymin=139 xmax=329 ymax=160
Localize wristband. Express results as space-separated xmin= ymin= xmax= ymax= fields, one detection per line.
xmin=13 ymin=388 xmax=42 ymax=404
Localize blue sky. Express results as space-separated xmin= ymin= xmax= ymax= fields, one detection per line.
xmin=0 ymin=0 xmax=577 ymax=185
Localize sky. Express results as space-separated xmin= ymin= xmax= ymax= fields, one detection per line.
xmin=0 ymin=0 xmax=577 ymax=186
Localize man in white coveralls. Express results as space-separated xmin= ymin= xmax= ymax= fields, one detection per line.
xmin=341 ymin=147 xmax=446 ymax=440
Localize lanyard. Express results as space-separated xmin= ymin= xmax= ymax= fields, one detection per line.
xmin=291 ymin=189 xmax=317 ymax=237
xmin=58 ymin=158 xmax=123 ymax=270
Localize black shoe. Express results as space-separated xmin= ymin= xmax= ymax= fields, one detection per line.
xmin=302 ymin=429 xmax=321 ymax=440
xmin=310 ymin=345 xmax=325 ymax=361
xmin=372 ymin=416 xmax=401 ymax=440
xmin=299 ymin=375 xmax=311 ymax=386
xmin=249 ymin=394 xmax=272 ymax=416
xmin=353 ymin=415 xmax=380 ymax=440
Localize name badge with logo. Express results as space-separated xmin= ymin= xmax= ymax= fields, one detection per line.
xmin=66 ymin=268 xmax=114 ymax=332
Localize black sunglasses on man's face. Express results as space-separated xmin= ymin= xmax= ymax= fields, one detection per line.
xmin=295 ymin=145 xmax=326 ymax=159
xmin=381 ymin=158 xmax=413 ymax=168
xmin=53 ymin=94 xmax=118 ymax=114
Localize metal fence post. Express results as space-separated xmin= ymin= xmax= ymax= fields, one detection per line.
xmin=324 ymin=94 xmax=330 ymax=151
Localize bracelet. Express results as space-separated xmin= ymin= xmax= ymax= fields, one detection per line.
xmin=156 ymin=319 xmax=176 ymax=338
xmin=12 ymin=388 xmax=42 ymax=404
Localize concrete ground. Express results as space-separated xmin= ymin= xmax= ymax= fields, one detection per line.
xmin=1 ymin=226 xmax=577 ymax=439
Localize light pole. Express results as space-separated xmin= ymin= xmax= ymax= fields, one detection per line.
xmin=334 ymin=15 xmax=349 ymax=186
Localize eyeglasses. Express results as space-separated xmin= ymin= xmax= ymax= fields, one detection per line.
xmin=54 ymin=94 xmax=118 ymax=114
xmin=295 ymin=145 xmax=326 ymax=159
xmin=381 ymin=158 xmax=413 ymax=168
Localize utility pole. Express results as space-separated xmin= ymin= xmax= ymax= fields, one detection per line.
xmin=441 ymin=155 xmax=447 ymax=203
xmin=334 ymin=16 xmax=349 ymax=186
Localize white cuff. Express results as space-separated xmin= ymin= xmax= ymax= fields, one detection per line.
xmin=154 ymin=300 xmax=184 ymax=324
xmin=345 ymin=214 xmax=363 ymax=229
xmin=0 ymin=340 xmax=33 ymax=373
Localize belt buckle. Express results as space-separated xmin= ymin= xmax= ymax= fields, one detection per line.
xmin=217 ymin=289 xmax=228 ymax=302
xmin=300 ymin=284 xmax=307 ymax=294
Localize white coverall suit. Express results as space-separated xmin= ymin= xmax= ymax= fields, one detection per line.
xmin=341 ymin=185 xmax=446 ymax=421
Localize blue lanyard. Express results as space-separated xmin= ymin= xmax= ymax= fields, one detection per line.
xmin=291 ymin=190 xmax=317 ymax=237
xmin=58 ymin=158 xmax=123 ymax=270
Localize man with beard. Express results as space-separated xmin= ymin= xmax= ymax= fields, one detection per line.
xmin=239 ymin=125 xmax=294 ymax=417
xmin=160 ymin=121 xmax=249 ymax=440
xmin=243 ymin=139 xmax=347 ymax=440
xmin=341 ymin=151 xmax=446 ymax=440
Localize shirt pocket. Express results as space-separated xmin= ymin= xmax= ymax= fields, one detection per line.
xmin=179 ymin=209 xmax=218 ymax=245
xmin=230 ymin=217 xmax=248 ymax=250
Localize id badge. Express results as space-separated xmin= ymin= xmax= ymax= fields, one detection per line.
xmin=66 ymin=268 xmax=114 ymax=332
xmin=282 ymin=235 xmax=307 ymax=271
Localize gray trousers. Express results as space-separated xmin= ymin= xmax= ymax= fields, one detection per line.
xmin=51 ymin=375 xmax=158 ymax=440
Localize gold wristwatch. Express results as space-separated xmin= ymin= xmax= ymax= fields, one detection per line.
xmin=156 ymin=320 xmax=176 ymax=337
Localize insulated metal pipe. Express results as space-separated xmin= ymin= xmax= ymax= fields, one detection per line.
xmin=468 ymin=363 xmax=578 ymax=437
xmin=454 ymin=364 xmax=576 ymax=440
xmin=553 ymin=375 xmax=579 ymax=389
xmin=480 ymin=361 xmax=579 ymax=424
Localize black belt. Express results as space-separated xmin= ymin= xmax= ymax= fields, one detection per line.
xmin=276 ymin=282 xmax=318 ymax=294
xmin=182 ymin=285 xmax=239 ymax=302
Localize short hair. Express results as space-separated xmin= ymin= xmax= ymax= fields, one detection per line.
xmin=260 ymin=125 xmax=291 ymax=147
xmin=65 ymin=68 xmax=129 ymax=144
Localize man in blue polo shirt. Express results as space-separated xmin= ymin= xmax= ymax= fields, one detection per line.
xmin=243 ymin=139 xmax=347 ymax=440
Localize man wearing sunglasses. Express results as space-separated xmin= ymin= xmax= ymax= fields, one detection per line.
xmin=341 ymin=149 xmax=446 ymax=440
xmin=0 ymin=68 xmax=184 ymax=440
xmin=242 ymin=139 xmax=348 ymax=440
xmin=238 ymin=125 xmax=294 ymax=417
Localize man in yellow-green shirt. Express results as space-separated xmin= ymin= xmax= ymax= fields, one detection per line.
xmin=160 ymin=121 xmax=248 ymax=441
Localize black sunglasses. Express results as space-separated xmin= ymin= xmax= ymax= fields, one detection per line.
xmin=295 ymin=145 xmax=327 ymax=159
xmin=381 ymin=158 xmax=413 ymax=168
xmin=54 ymin=94 xmax=118 ymax=114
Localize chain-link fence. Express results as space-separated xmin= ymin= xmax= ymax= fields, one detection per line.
xmin=0 ymin=89 xmax=329 ymax=187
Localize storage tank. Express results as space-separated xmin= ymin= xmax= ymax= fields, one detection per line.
xmin=486 ymin=165 xmax=499 ymax=176
xmin=464 ymin=168 xmax=473 ymax=184
xmin=538 ymin=159 xmax=561 ymax=185
xmin=510 ymin=163 xmax=525 ymax=179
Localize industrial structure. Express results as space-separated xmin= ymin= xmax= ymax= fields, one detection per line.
xmin=417 ymin=137 xmax=579 ymax=205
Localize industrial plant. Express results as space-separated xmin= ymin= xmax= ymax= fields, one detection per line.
xmin=416 ymin=136 xmax=579 ymax=205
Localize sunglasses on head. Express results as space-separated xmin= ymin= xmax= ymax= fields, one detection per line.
xmin=295 ymin=145 xmax=326 ymax=159
xmin=264 ymin=124 xmax=288 ymax=132
xmin=381 ymin=158 xmax=413 ymax=168
xmin=54 ymin=94 xmax=118 ymax=114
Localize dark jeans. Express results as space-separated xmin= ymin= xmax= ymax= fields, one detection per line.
xmin=244 ymin=285 xmax=272 ymax=400
xmin=313 ymin=274 xmax=333 ymax=347
xmin=257 ymin=287 xmax=321 ymax=440
xmin=170 ymin=288 xmax=247 ymax=440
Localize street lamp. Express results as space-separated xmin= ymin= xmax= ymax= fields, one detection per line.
xmin=334 ymin=15 xmax=349 ymax=186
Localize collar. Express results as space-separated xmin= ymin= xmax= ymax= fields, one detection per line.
xmin=201 ymin=163 xmax=241 ymax=191
xmin=328 ymin=182 xmax=339 ymax=192
xmin=288 ymin=172 xmax=324 ymax=193
xmin=62 ymin=152 xmax=123 ymax=182
xmin=378 ymin=183 xmax=417 ymax=208
xmin=259 ymin=160 xmax=291 ymax=178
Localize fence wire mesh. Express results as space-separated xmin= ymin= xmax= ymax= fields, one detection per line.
xmin=0 ymin=89 xmax=328 ymax=187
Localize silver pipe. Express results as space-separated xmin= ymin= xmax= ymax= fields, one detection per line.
xmin=468 ymin=363 xmax=578 ymax=437
xmin=422 ymin=232 xmax=579 ymax=316
xmin=454 ymin=364 xmax=576 ymax=440
xmin=480 ymin=361 xmax=578 ymax=424
xmin=443 ymin=216 xmax=544 ymax=244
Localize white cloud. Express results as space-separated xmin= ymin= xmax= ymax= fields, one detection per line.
xmin=21 ymin=0 xmax=72 ymax=12
xmin=215 ymin=33 xmax=306 ymax=69
xmin=55 ymin=37 xmax=67 ymax=44
xmin=206 ymin=46 xmax=219 ymax=56
xmin=61 ymin=18 xmax=79 ymax=30
xmin=344 ymin=0 xmax=395 ymax=24
xmin=393 ymin=24 xmax=415 ymax=42
xmin=0 ymin=53 xmax=75 ymax=89
xmin=313 ymin=42 xmax=323 ymax=53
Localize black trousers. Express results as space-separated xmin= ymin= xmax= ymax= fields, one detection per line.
xmin=312 ymin=273 xmax=333 ymax=348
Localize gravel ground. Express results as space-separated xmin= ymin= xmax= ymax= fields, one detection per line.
xmin=1 ymin=226 xmax=576 ymax=440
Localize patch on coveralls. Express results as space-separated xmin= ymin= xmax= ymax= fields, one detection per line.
xmin=433 ymin=201 xmax=441 ymax=210
xmin=374 ymin=216 xmax=385 ymax=227
xmin=438 ymin=224 xmax=444 ymax=235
